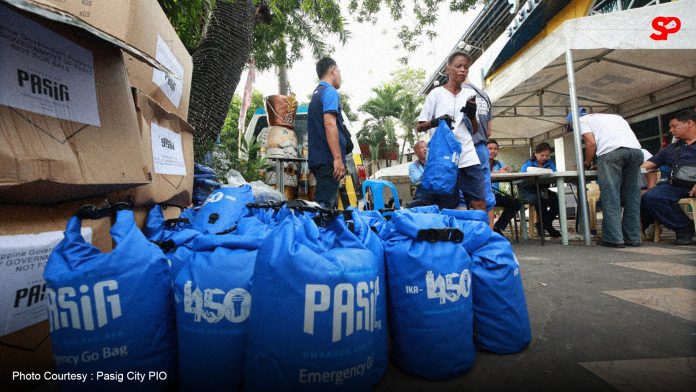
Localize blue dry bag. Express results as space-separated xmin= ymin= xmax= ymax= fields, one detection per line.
xmin=191 ymin=185 xmax=255 ymax=234
xmin=175 ymin=218 xmax=268 ymax=391
xmin=442 ymin=209 xmax=531 ymax=354
xmin=144 ymin=205 xmax=201 ymax=278
xmin=338 ymin=209 xmax=388 ymax=383
xmin=382 ymin=210 xmax=475 ymax=380
xmin=44 ymin=209 xmax=176 ymax=391
xmin=245 ymin=213 xmax=382 ymax=392
xmin=420 ymin=120 xmax=461 ymax=195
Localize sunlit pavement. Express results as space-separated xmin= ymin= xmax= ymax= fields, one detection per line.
xmin=376 ymin=240 xmax=696 ymax=392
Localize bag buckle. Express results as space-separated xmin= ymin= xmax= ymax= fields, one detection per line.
xmin=417 ymin=228 xmax=464 ymax=243
xmin=164 ymin=218 xmax=190 ymax=229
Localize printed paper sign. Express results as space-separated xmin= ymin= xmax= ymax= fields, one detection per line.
xmin=0 ymin=228 xmax=92 ymax=336
xmin=0 ymin=5 xmax=100 ymax=126
xmin=151 ymin=123 xmax=187 ymax=176
xmin=152 ymin=35 xmax=185 ymax=107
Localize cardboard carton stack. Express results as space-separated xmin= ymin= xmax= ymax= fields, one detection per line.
xmin=0 ymin=1 xmax=194 ymax=386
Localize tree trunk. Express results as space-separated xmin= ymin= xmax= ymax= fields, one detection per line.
xmin=278 ymin=64 xmax=289 ymax=95
xmin=189 ymin=0 xmax=255 ymax=161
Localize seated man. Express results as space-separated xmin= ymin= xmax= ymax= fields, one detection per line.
xmin=641 ymin=109 xmax=696 ymax=245
xmin=487 ymin=139 xmax=521 ymax=237
xmin=408 ymin=140 xmax=428 ymax=198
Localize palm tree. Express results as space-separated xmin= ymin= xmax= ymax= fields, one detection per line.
xmin=397 ymin=94 xmax=424 ymax=163
xmin=359 ymin=84 xmax=405 ymax=173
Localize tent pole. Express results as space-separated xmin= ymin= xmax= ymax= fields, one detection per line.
xmin=565 ymin=47 xmax=592 ymax=246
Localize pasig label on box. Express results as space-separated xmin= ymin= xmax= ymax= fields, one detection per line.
xmin=153 ymin=35 xmax=184 ymax=108
xmin=0 ymin=5 xmax=100 ymax=126
xmin=151 ymin=122 xmax=187 ymax=176
xmin=0 ymin=228 xmax=92 ymax=336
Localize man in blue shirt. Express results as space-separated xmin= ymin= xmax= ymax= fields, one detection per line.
xmin=641 ymin=109 xmax=696 ymax=245
xmin=307 ymin=57 xmax=346 ymax=208
xmin=487 ymin=139 xmax=521 ymax=237
xmin=408 ymin=140 xmax=428 ymax=198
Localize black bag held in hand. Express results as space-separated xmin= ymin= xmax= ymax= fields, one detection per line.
xmin=670 ymin=145 xmax=696 ymax=188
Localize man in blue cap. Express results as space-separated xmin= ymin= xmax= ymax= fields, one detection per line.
xmin=568 ymin=108 xmax=643 ymax=248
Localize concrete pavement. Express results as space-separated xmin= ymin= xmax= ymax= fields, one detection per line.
xmin=377 ymin=241 xmax=696 ymax=392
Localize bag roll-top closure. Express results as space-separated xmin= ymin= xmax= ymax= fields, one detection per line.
xmin=416 ymin=228 xmax=464 ymax=243
xmin=440 ymin=209 xmax=489 ymax=223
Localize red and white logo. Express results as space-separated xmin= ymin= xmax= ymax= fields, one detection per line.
xmin=650 ymin=16 xmax=681 ymax=41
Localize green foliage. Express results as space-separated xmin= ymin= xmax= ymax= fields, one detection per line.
xmin=211 ymin=137 xmax=269 ymax=183
xmin=162 ymin=0 xmax=483 ymax=67
xmin=209 ymin=89 xmax=268 ymax=182
xmin=339 ymin=92 xmax=359 ymax=122
xmin=252 ymin=1 xmax=349 ymax=71
xmin=347 ymin=0 xmax=482 ymax=63
xmin=358 ymin=67 xmax=426 ymax=169
xmin=158 ymin=0 xmax=214 ymax=53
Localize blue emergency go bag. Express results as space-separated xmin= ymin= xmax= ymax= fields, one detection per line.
xmin=144 ymin=205 xmax=201 ymax=277
xmin=175 ymin=218 xmax=268 ymax=391
xmin=440 ymin=209 xmax=492 ymax=254
xmin=191 ymin=185 xmax=255 ymax=234
xmin=337 ymin=209 xmax=388 ymax=383
xmin=383 ymin=210 xmax=474 ymax=379
xmin=44 ymin=208 xmax=176 ymax=391
xmin=442 ymin=209 xmax=531 ymax=354
xmin=420 ymin=120 xmax=461 ymax=195
xmin=245 ymin=213 xmax=382 ymax=392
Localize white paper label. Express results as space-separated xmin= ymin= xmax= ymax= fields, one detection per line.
xmin=151 ymin=122 xmax=187 ymax=176
xmin=152 ymin=35 xmax=184 ymax=107
xmin=0 ymin=228 xmax=92 ymax=336
xmin=0 ymin=5 xmax=100 ymax=126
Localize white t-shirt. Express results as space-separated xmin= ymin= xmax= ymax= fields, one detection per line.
xmin=578 ymin=113 xmax=641 ymax=156
xmin=418 ymin=86 xmax=480 ymax=168
xmin=640 ymin=148 xmax=652 ymax=162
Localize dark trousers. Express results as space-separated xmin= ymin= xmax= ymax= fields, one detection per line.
xmin=310 ymin=164 xmax=338 ymax=209
xmin=526 ymin=190 xmax=559 ymax=229
xmin=641 ymin=183 xmax=692 ymax=232
xmin=494 ymin=192 xmax=521 ymax=231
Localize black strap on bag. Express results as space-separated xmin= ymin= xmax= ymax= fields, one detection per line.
xmin=246 ymin=201 xmax=287 ymax=210
xmin=416 ymin=228 xmax=464 ymax=243
xmin=670 ymin=145 xmax=696 ymax=188
xmin=76 ymin=199 xmax=134 ymax=220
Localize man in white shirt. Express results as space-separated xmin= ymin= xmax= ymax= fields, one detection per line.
xmin=416 ymin=51 xmax=485 ymax=211
xmin=571 ymin=109 xmax=643 ymax=248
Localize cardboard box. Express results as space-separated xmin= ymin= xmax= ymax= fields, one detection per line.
xmin=6 ymin=0 xmax=193 ymax=119
xmin=124 ymin=51 xmax=191 ymax=121
xmin=121 ymin=90 xmax=193 ymax=207
xmin=0 ymin=201 xmax=112 ymax=338
xmin=0 ymin=4 xmax=148 ymax=204
xmin=0 ymin=321 xmax=54 ymax=391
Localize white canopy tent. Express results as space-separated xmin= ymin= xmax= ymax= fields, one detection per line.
xmin=485 ymin=0 xmax=696 ymax=244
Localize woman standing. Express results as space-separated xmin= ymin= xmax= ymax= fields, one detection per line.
xmin=520 ymin=143 xmax=562 ymax=238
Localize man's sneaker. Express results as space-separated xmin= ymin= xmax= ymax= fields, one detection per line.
xmin=674 ymin=227 xmax=696 ymax=246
